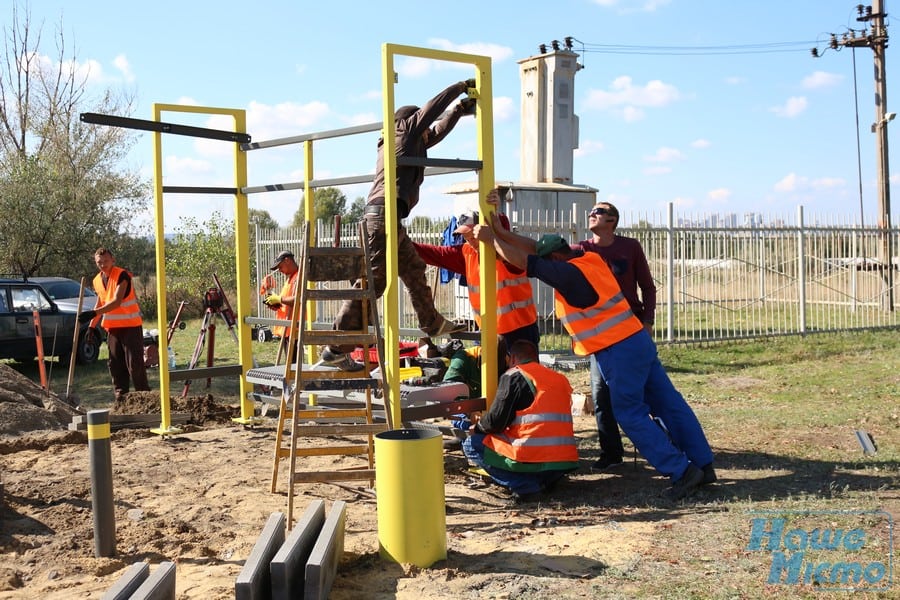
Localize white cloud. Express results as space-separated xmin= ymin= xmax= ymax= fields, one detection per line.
xmin=770 ymin=96 xmax=808 ymax=118
xmin=645 ymin=147 xmax=685 ymax=162
xmin=774 ymin=173 xmax=803 ymax=192
xmin=112 ymin=54 xmax=134 ymax=82
xmin=802 ymin=71 xmax=842 ymax=90
xmin=584 ymin=76 xmax=680 ymax=120
xmin=493 ymin=96 xmax=515 ymax=122
xmin=691 ymin=139 xmax=711 ymax=149
xmin=708 ymin=188 xmax=732 ymax=202
xmin=774 ymin=173 xmax=846 ymax=192
xmin=164 ymin=155 xmax=215 ymax=175
xmin=671 ymin=196 xmax=695 ymax=208
xmin=811 ymin=177 xmax=846 ymax=189
xmin=574 ymin=139 xmax=605 ymax=157
xmin=397 ymin=39 xmax=514 ymax=78
xmin=724 ymin=76 xmax=746 ymax=85
xmin=643 ymin=165 xmax=672 ymax=175
xmin=591 ymin=0 xmax=672 ymax=13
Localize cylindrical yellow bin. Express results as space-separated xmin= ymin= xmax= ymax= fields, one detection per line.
xmin=375 ymin=428 xmax=446 ymax=567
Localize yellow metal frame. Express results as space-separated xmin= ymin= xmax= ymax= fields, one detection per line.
xmin=149 ymin=103 xmax=258 ymax=435
xmin=381 ymin=44 xmax=497 ymax=427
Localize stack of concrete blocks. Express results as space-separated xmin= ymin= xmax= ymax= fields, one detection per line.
xmin=100 ymin=561 xmax=176 ymax=600
xmin=235 ymin=500 xmax=347 ymax=600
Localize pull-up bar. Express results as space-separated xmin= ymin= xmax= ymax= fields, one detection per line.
xmin=80 ymin=112 xmax=251 ymax=144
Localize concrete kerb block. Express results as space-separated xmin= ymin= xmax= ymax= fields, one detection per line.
xmin=235 ymin=512 xmax=286 ymax=600
xmin=270 ymin=500 xmax=326 ymax=600
xmin=304 ymin=500 xmax=347 ymax=600
xmin=100 ymin=562 xmax=149 ymax=600
xmin=129 ymin=561 xmax=176 ymax=600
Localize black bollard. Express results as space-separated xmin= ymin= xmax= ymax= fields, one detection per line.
xmin=88 ymin=409 xmax=116 ymax=557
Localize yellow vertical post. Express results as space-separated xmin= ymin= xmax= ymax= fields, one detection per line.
xmin=472 ymin=58 xmax=498 ymax=407
xmin=380 ymin=45 xmax=402 ymax=427
xmin=231 ymin=109 xmax=257 ymax=424
xmin=150 ymin=103 xmax=176 ymax=435
xmin=302 ymin=140 xmax=318 ymax=404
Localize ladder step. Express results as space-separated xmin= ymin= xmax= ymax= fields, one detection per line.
xmin=293 ymin=408 xmax=370 ymax=420
xmin=292 ymin=469 xmax=376 ymax=483
xmin=290 ymin=444 xmax=373 ymax=457
xmin=294 ymin=423 xmax=388 ymax=436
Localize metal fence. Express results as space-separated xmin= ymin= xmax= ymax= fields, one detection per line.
xmin=255 ymin=205 xmax=900 ymax=346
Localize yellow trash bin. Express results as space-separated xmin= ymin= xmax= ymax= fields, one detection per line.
xmin=375 ymin=428 xmax=446 ymax=567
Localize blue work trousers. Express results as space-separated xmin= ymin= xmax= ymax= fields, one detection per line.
xmin=462 ymin=433 xmax=566 ymax=496
xmin=594 ymin=329 xmax=713 ymax=480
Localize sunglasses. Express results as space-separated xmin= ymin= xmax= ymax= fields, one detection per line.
xmin=590 ymin=207 xmax=616 ymax=217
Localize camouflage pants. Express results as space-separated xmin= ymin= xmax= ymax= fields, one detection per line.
xmin=332 ymin=210 xmax=447 ymax=352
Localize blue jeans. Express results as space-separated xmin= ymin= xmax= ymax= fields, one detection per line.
xmin=462 ymin=433 xmax=567 ymax=496
xmin=594 ymin=329 xmax=714 ymax=481
xmin=589 ymin=353 xmax=625 ymax=461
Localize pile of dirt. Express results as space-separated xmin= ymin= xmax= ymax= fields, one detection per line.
xmin=0 ymin=364 xmax=80 ymax=437
xmin=111 ymin=391 xmax=238 ymax=425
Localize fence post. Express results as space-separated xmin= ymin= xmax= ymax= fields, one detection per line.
xmin=666 ymin=202 xmax=675 ymax=343
xmin=798 ymin=205 xmax=807 ymax=333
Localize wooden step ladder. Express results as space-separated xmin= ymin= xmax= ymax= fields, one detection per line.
xmin=270 ymin=221 xmax=393 ymax=524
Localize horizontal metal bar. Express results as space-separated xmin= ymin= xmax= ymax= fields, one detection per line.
xmin=242 ymin=122 xmax=382 ymax=151
xmin=397 ymin=156 xmax=482 ymax=170
xmin=162 ymin=186 xmax=239 ymax=194
xmin=168 ymin=364 xmax=244 ymax=381
xmin=80 ymin=112 xmax=251 ymax=143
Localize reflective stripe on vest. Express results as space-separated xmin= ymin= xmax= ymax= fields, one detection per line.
xmin=93 ymin=266 xmax=142 ymax=329
xmin=554 ymin=253 xmax=643 ymax=355
xmin=462 ymin=244 xmax=537 ymax=334
xmin=482 ymin=361 xmax=578 ymax=463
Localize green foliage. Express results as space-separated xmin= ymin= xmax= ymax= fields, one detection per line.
xmin=0 ymin=4 xmax=149 ymax=277
xmin=165 ymin=212 xmax=236 ymax=317
xmin=346 ymin=197 xmax=366 ymax=224
xmin=248 ymin=208 xmax=279 ymax=230
xmin=292 ymin=187 xmax=348 ymax=227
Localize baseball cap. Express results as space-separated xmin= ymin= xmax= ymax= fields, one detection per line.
xmin=535 ymin=234 xmax=569 ymax=257
xmin=270 ymin=250 xmax=294 ymax=270
xmin=453 ymin=211 xmax=479 ymax=234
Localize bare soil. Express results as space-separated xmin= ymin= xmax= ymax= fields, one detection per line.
xmin=1 ymin=362 xmax=896 ymax=599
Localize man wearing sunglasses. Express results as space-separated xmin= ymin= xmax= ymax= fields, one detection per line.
xmin=579 ymin=203 xmax=657 ymax=472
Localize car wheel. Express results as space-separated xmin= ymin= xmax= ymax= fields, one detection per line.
xmin=76 ymin=335 xmax=101 ymax=365
xmin=257 ymin=327 xmax=272 ymax=343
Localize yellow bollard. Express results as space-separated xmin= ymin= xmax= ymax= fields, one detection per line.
xmin=375 ymin=429 xmax=446 ymax=567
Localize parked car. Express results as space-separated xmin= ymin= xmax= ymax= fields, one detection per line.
xmin=29 ymin=276 xmax=97 ymax=313
xmin=0 ymin=278 xmax=101 ymax=364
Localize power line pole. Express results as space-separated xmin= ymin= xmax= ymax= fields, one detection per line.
xmin=814 ymin=0 xmax=893 ymax=311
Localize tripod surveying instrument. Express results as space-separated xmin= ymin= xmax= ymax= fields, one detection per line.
xmin=181 ymin=274 xmax=242 ymax=398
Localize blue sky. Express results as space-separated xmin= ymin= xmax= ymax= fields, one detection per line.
xmin=23 ymin=0 xmax=900 ymax=229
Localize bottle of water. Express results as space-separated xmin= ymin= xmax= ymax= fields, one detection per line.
xmin=167 ymin=346 xmax=176 ymax=369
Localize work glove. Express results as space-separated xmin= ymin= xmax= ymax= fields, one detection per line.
xmin=77 ymin=309 xmax=97 ymax=324
xmin=264 ymin=294 xmax=282 ymax=307
xmin=458 ymin=97 xmax=477 ymax=116
xmin=464 ymin=78 xmax=476 ymax=90
xmin=84 ymin=327 xmax=101 ymax=345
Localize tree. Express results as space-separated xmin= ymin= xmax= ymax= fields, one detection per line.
xmin=291 ymin=187 xmax=347 ymax=227
xmin=165 ymin=212 xmax=236 ymax=317
xmin=346 ymin=196 xmax=366 ymax=224
xmin=0 ymin=3 xmax=148 ymax=278
xmin=248 ymin=208 xmax=279 ymax=231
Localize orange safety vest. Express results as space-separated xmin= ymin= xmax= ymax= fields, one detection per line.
xmin=462 ymin=244 xmax=537 ymax=334
xmin=93 ymin=266 xmax=143 ymax=329
xmin=272 ymin=270 xmax=299 ymax=338
xmin=483 ymin=361 xmax=578 ymax=464
xmin=554 ymin=253 xmax=643 ymax=355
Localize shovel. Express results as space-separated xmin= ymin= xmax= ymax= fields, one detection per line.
xmin=64 ymin=277 xmax=87 ymax=406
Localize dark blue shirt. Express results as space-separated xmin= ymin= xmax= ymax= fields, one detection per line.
xmin=526 ymin=250 xmax=599 ymax=309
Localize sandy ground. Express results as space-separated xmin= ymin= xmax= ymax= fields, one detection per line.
xmin=0 ymin=364 xmax=701 ymax=599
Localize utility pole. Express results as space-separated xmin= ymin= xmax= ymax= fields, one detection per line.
xmin=814 ymin=0 xmax=894 ymax=311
